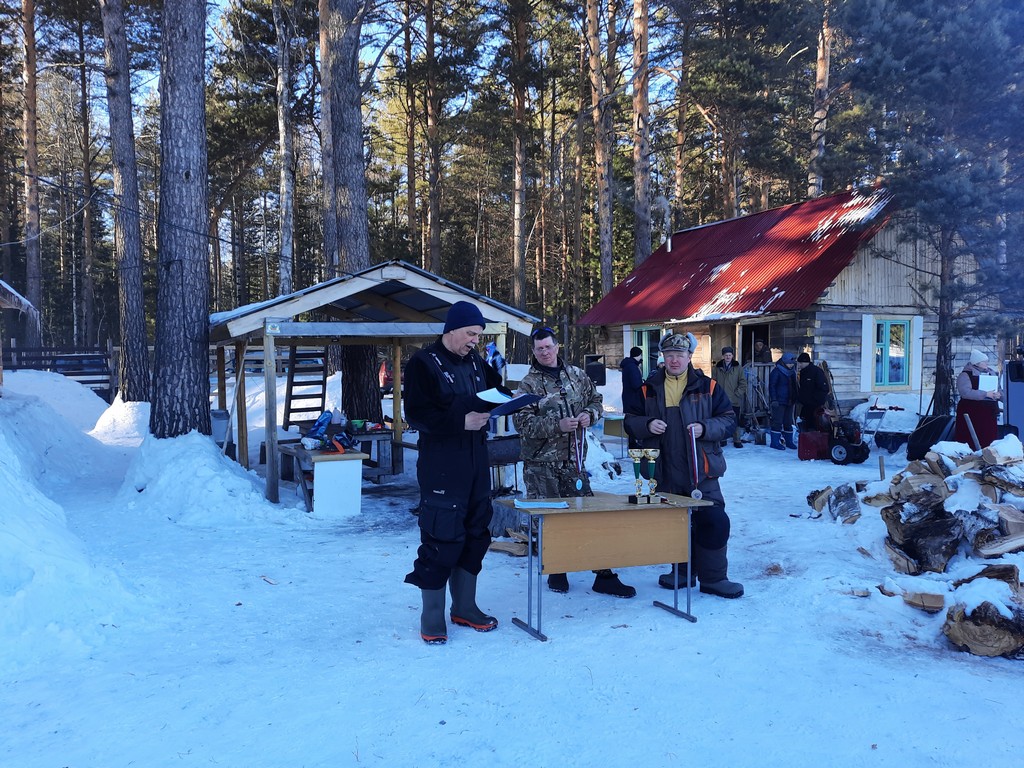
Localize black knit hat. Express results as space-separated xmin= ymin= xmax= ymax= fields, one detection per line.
xmin=797 ymin=352 xmax=811 ymax=363
xmin=443 ymin=301 xmax=489 ymax=332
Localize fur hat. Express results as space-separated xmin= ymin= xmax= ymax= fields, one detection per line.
xmin=969 ymin=349 xmax=989 ymax=365
xmin=721 ymin=346 xmax=735 ymax=356
xmin=797 ymin=352 xmax=811 ymax=363
xmin=443 ymin=301 xmax=489 ymax=333
xmin=660 ymin=332 xmax=699 ymax=354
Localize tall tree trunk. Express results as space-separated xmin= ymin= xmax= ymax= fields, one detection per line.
xmin=631 ymin=0 xmax=651 ymax=267
xmin=319 ymin=0 xmax=339 ymax=276
xmin=404 ymin=0 xmax=418 ymax=266
xmin=509 ymin=0 xmax=530 ymax=312
xmin=673 ymin=50 xmax=690 ymax=231
xmin=78 ymin=22 xmax=97 ymax=344
xmin=586 ymin=0 xmax=616 ymax=297
xmin=273 ymin=0 xmax=295 ymax=294
xmin=99 ymin=0 xmax=151 ymax=402
xmin=22 ymin=0 xmax=42 ymax=346
xmin=150 ymin=0 xmax=211 ymax=439
xmin=934 ymin=244 xmax=956 ymax=415
xmin=424 ymin=0 xmax=442 ymax=274
xmin=807 ymin=4 xmax=832 ymax=198
xmin=323 ymin=0 xmax=380 ymax=422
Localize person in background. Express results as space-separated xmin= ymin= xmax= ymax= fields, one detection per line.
xmin=955 ymin=349 xmax=1002 ymax=449
xmin=624 ymin=332 xmax=743 ymax=598
xmin=620 ymin=346 xmax=645 ymax=449
xmin=514 ymin=327 xmax=636 ymax=598
xmin=403 ymin=301 xmax=503 ymax=645
xmin=795 ymin=352 xmax=830 ymax=434
xmin=768 ymin=352 xmax=798 ymax=450
xmin=751 ymin=339 xmax=773 ymax=364
xmin=712 ymin=346 xmax=746 ymax=448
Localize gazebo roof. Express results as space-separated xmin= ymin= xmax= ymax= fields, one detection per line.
xmin=0 ymin=279 xmax=35 ymax=314
xmin=209 ymin=260 xmax=539 ymax=344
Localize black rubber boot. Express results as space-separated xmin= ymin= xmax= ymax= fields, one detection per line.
xmin=695 ymin=545 xmax=744 ymax=598
xmin=547 ymin=573 xmax=569 ymax=593
xmin=592 ymin=569 xmax=636 ymax=598
xmin=420 ymin=588 xmax=448 ymax=644
xmin=449 ymin=567 xmax=498 ymax=632
xmin=658 ymin=563 xmax=697 ymax=590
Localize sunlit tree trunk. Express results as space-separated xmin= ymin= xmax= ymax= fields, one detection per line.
xmin=322 ymin=0 xmax=380 ymax=422
xmin=99 ymin=0 xmax=151 ymax=402
xmin=150 ymin=0 xmax=211 ymax=438
xmin=22 ymin=0 xmax=42 ymax=346
xmin=807 ymin=4 xmax=832 ymax=198
xmin=273 ymin=0 xmax=295 ymax=294
xmin=631 ymin=0 xmax=651 ymax=266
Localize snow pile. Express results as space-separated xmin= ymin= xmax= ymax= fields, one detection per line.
xmin=0 ymin=395 xmax=129 ymax=669
xmin=118 ymin=430 xmax=307 ymax=527
xmin=1 ymin=368 xmax=108 ymax=431
xmin=91 ymin=395 xmax=151 ymax=445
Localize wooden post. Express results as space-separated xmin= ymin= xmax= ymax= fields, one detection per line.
xmin=235 ymin=340 xmax=249 ymax=469
xmin=391 ymin=336 xmax=404 ymax=473
xmin=878 ymin=454 xmax=885 ymax=482
xmin=216 ymin=346 xmax=227 ymax=409
xmin=264 ymin=323 xmax=280 ymax=503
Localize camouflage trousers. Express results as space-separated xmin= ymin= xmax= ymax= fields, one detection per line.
xmin=523 ymin=461 xmax=592 ymax=499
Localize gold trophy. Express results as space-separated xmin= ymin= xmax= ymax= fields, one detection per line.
xmin=628 ymin=449 xmax=646 ymax=501
xmin=628 ymin=448 xmax=659 ymax=504
xmin=644 ymin=449 xmax=660 ymax=498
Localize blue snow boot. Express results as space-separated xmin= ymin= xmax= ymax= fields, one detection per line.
xmin=787 ymin=428 xmax=799 ymax=449
xmin=770 ymin=430 xmax=785 ymax=450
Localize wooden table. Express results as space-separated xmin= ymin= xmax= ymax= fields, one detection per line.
xmin=498 ymin=491 xmax=712 ymax=641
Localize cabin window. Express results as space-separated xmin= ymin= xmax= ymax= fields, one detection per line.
xmin=874 ymin=320 xmax=909 ymax=387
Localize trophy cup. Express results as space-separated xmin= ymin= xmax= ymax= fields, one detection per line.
xmin=644 ymin=449 xmax=660 ymax=499
xmin=628 ymin=449 xmax=646 ymax=502
xmin=628 ymin=448 xmax=660 ymax=504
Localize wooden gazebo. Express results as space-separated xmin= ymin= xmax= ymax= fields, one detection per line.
xmin=208 ymin=260 xmax=539 ymax=503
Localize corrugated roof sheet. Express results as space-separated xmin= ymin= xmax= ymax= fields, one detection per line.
xmin=578 ymin=189 xmax=893 ymax=326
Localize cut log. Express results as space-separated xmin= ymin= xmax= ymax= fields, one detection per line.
xmin=924 ymin=451 xmax=950 ymax=478
xmin=902 ymin=591 xmax=945 ymax=613
xmin=880 ymin=503 xmax=963 ymax=573
xmin=996 ymin=505 xmax=1024 ymax=536
xmin=828 ymin=483 xmax=861 ymax=524
xmin=974 ymin=532 xmax=1024 ymax=558
xmin=981 ymin=464 xmax=1024 ymax=497
xmin=488 ymin=540 xmax=527 ymax=556
xmin=884 ymin=538 xmax=920 ymax=575
xmin=895 ymin=472 xmax=950 ymax=501
xmin=942 ymin=601 xmax=1024 ymax=658
xmin=952 ymin=563 xmax=1021 ymax=591
xmin=806 ymin=486 xmax=833 ymax=514
xmin=862 ymin=491 xmax=895 ymax=508
xmin=981 ymin=435 xmax=1024 ymax=466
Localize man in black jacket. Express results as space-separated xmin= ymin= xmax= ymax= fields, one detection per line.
xmin=796 ymin=352 xmax=830 ymax=433
xmin=403 ymin=301 xmax=503 ymax=644
xmin=619 ymin=346 xmax=644 ymax=448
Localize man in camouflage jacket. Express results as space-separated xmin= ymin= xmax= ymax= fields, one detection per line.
xmin=512 ymin=327 xmax=635 ymax=598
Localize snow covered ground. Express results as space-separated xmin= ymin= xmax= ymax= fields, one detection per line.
xmin=2 ymin=369 xmax=1022 ymax=768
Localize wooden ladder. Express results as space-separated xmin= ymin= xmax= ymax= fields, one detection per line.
xmin=283 ymin=346 xmax=329 ymax=431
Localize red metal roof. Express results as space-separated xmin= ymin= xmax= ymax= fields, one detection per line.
xmin=578 ymin=189 xmax=893 ymax=326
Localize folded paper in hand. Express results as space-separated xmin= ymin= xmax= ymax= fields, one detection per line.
xmin=478 ymin=389 xmax=541 ymax=417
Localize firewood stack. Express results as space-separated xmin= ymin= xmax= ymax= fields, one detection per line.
xmin=862 ymin=435 xmax=1024 ymax=657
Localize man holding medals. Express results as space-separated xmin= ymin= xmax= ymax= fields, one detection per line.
xmin=513 ymin=327 xmax=636 ymax=598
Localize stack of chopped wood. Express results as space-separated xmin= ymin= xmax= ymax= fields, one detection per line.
xmin=863 ymin=437 xmax=1024 ymax=571
xmin=862 ymin=435 xmax=1024 ymax=657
